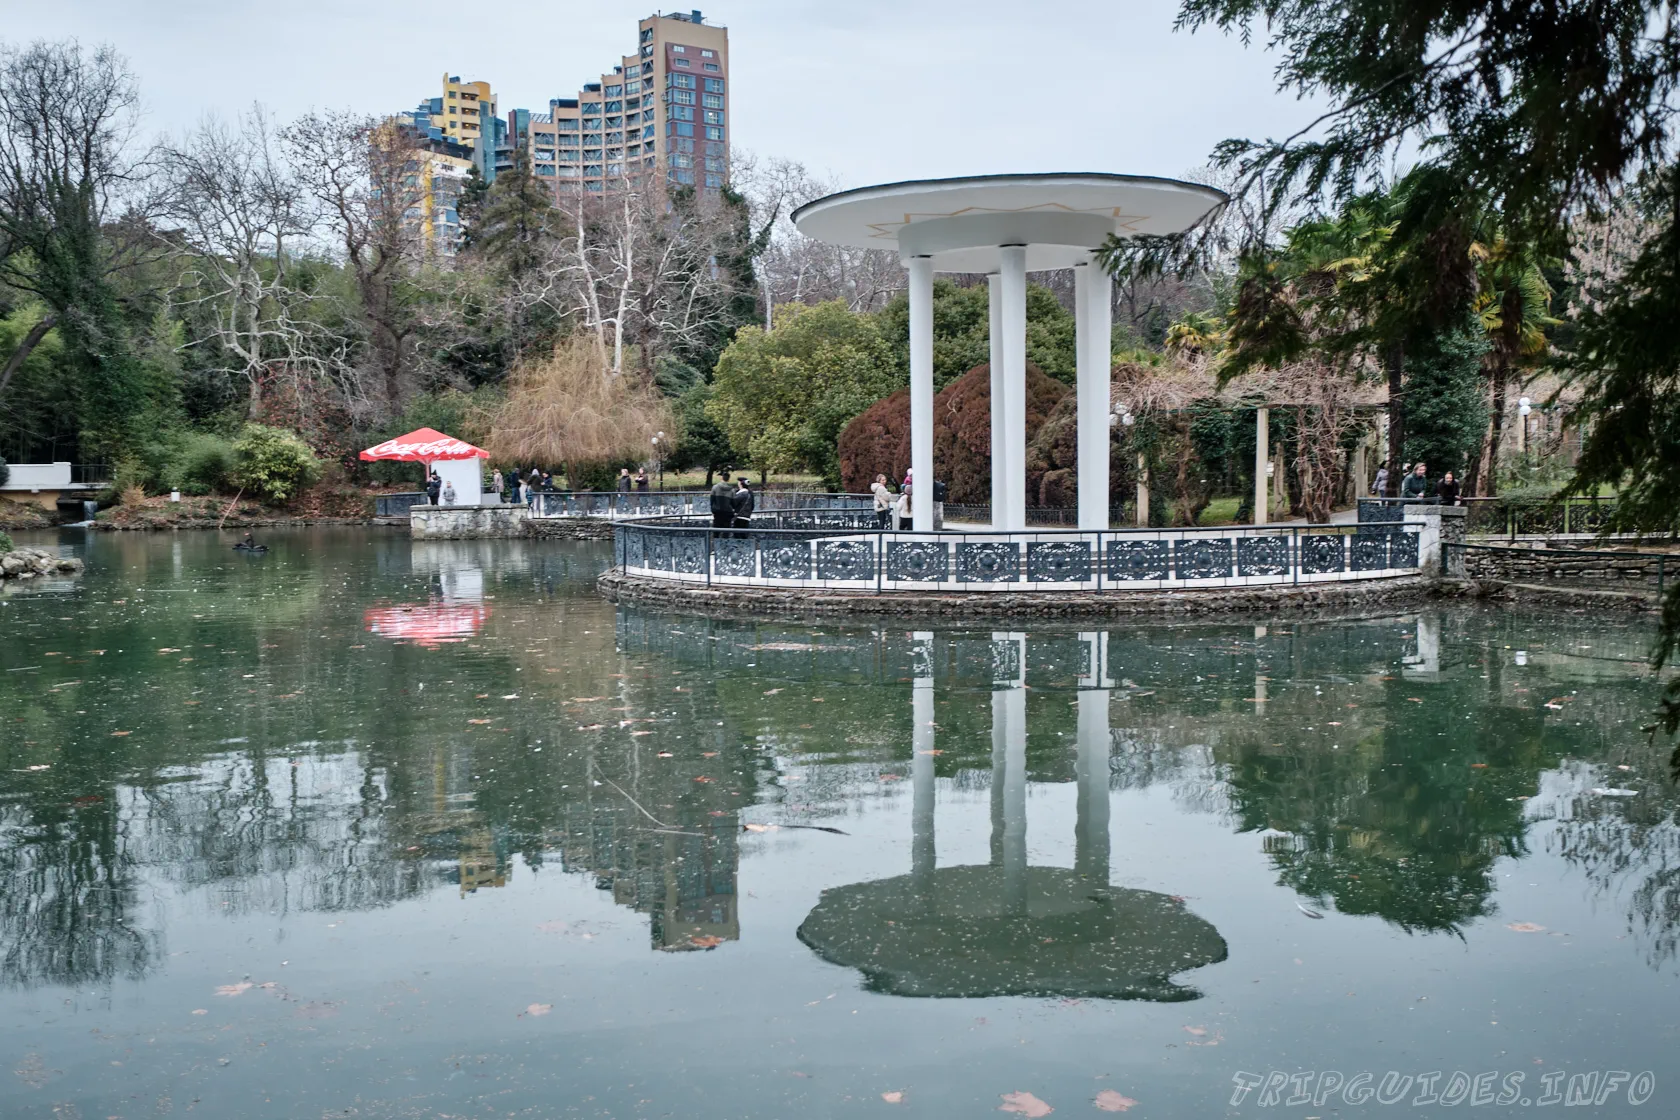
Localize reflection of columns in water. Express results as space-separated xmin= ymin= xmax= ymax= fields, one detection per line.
xmin=991 ymin=631 xmax=1028 ymax=913
xmin=1075 ymin=632 xmax=1112 ymax=885
xmin=911 ymin=632 xmax=936 ymax=888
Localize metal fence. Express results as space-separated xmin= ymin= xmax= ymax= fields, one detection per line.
xmin=615 ymin=515 xmax=1423 ymax=592
xmin=1451 ymin=542 xmax=1669 ymax=598
xmin=375 ymin=492 xmax=428 ymax=518
xmin=940 ymin=504 xmax=1131 ymax=526
xmin=1459 ymin=496 xmax=1618 ymax=538
xmin=531 ymin=490 xmax=873 ymax=520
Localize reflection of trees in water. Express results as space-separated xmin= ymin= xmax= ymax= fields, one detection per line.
xmin=0 ymin=802 xmax=157 ymax=989
xmin=1544 ymin=756 xmax=1680 ymax=969
xmin=133 ymin=752 xmax=428 ymax=915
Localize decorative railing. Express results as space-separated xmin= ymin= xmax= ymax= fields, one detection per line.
xmin=1450 ymin=542 xmax=1670 ymax=597
xmin=941 ymin=504 xmax=1130 ymax=526
xmin=530 ymin=490 xmax=873 ymax=520
xmin=613 ymin=514 xmax=1424 ymax=592
xmin=1459 ymin=496 xmax=1618 ymax=538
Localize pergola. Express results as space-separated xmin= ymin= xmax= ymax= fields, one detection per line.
xmin=792 ymin=173 xmax=1227 ymax=531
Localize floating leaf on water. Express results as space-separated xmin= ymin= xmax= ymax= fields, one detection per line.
xmin=1507 ymin=922 xmax=1546 ymax=933
xmin=764 ymin=688 xmax=783 ymax=695
xmin=1297 ymin=904 xmax=1324 ymax=919
xmin=1093 ymin=1090 xmax=1138 ymax=1113
xmin=689 ymin=935 xmax=725 ymax=949
xmin=468 ymin=719 xmax=492 ymax=725
xmin=110 ymin=730 xmax=132 ymax=737
xmin=524 ymin=1003 xmax=553 ymax=1017
xmin=881 ymin=1090 xmax=905 ymax=1104
xmin=999 ymin=1091 xmax=1054 ymax=1117
xmin=191 ymin=1009 xmax=208 ymax=1015
xmin=215 ymin=982 xmax=252 ymax=997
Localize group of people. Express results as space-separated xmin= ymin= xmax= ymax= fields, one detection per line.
xmin=424 ymin=471 xmax=458 ymax=506
xmin=708 ymin=471 xmax=756 ymax=528
xmin=487 ymin=467 xmax=563 ymax=506
xmin=1372 ymin=461 xmax=1462 ymax=505
xmin=870 ymin=469 xmax=943 ymax=530
xmin=616 ymin=468 xmax=652 ymax=492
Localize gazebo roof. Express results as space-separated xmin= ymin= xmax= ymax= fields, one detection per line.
xmin=791 ymin=173 xmax=1228 ymax=273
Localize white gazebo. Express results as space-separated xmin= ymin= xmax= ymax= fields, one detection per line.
xmin=793 ymin=173 xmax=1226 ymax=531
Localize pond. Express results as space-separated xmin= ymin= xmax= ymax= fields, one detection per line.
xmin=1 ymin=527 xmax=1676 ymax=1118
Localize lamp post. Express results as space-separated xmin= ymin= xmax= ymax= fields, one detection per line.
xmin=651 ymin=431 xmax=665 ymax=490
xmin=1110 ymin=404 xmax=1139 ymax=526
xmin=1516 ymin=397 xmax=1532 ymax=456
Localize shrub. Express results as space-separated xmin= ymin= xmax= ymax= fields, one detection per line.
xmin=231 ymin=424 xmax=321 ymax=504
xmin=0 ymin=531 xmax=12 ymax=554
xmin=837 ymin=362 xmax=1069 ymax=503
xmin=165 ymin=432 xmax=237 ymax=495
xmin=111 ymin=456 xmax=154 ymax=495
xmin=0 ymin=457 xmax=9 ymax=489
xmin=119 ymin=484 xmax=147 ymax=508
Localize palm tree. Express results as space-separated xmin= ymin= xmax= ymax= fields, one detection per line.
xmin=1468 ymin=238 xmax=1559 ymax=495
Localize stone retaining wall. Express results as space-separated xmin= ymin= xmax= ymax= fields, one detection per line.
xmin=1460 ymin=547 xmax=1665 ymax=595
xmin=527 ymin=517 xmax=615 ymax=541
xmin=410 ymin=504 xmax=529 ymax=540
xmin=598 ymin=570 xmax=1432 ymax=620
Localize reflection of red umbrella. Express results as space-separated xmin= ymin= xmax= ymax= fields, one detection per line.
xmin=359 ymin=428 xmax=489 ymax=470
xmin=363 ymin=603 xmax=489 ymax=647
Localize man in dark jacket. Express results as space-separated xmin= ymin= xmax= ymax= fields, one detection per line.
xmin=617 ymin=468 xmax=633 ymax=492
xmin=710 ymin=471 xmax=734 ymax=529
xmin=732 ymin=477 xmax=755 ymax=528
xmin=425 ymin=471 xmax=441 ymax=506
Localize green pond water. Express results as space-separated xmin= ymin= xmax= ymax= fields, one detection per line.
xmin=1 ymin=527 xmax=1678 ymax=1118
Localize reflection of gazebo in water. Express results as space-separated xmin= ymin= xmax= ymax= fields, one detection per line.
xmin=798 ymin=633 xmax=1227 ymax=1000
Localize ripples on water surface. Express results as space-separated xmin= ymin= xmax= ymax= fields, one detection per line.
xmin=1 ymin=527 xmax=1677 ymax=1117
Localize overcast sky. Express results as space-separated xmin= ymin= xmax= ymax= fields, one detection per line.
xmin=10 ymin=0 xmax=1317 ymax=188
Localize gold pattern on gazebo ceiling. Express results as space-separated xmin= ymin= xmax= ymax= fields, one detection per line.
xmin=863 ymin=201 xmax=1150 ymax=241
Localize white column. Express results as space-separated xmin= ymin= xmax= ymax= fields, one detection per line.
xmin=998 ymin=245 xmax=1028 ymax=531
xmin=1136 ymin=452 xmax=1150 ymax=527
xmin=911 ymin=631 xmax=936 ymax=885
xmin=1254 ymin=406 xmax=1270 ymax=525
xmin=988 ymin=274 xmax=1005 ymax=530
xmin=908 ymin=255 xmax=936 ymax=532
xmin=995 ymin=631 xmax=1028 ymax=913
xmin=1077 ymin=261 xmax=1113 ymax=531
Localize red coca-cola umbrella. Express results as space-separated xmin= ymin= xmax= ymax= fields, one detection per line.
xmin=359 ymin=428 xmax=489 ymax=468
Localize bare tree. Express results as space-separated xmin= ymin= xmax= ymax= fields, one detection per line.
xmin=733 ymin=153 xmax=903 ymax=314
xmin=518 ymin=180 xmax=745 ymax=376
xmin=281 ymin=111 xmax=425 ymax=413
xmin=157 ymin=106 xmax=352 ymax=417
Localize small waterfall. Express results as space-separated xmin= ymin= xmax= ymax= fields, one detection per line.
xmin=65 ymin=500 xmax=98 ymax=527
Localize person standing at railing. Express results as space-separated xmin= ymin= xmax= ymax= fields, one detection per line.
xmin=1401 ymin=461 xmax=1430 ymax=498
xmin=896 ymin=476 xmax=912 ymax=531
xmin=871 ymin=474 xmax=894 ymax=530
xmin=1372 ymin=465 xmax=1389 ymax=497
xmin=527 ymin=469 xmax=541 ymax=508
xmin=441 ymin=480 xmax=456 ymax=506
xmin=425 ymin=471 xmax=441 ymax=506
xmin=635 ymin=468 xmax=649 ymax=492
xmin=710 ymin=470 xmax=735 ymax=529
xmin=1437 ymin=471 xmax=1461 ymax=506
xmin=732 ymin=477 xmax=755 ymax=529
xmin=492 ymin=468 xmax=504 ymax=503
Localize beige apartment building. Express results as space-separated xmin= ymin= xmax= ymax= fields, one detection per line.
xmin=514 ymin=10 xmax=729 ymax=197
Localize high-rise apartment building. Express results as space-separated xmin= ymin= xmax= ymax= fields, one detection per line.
xmin=408 ymin=74 xmax=514 ymax=183
xmin=514 ymin=10 xmax=729 ymax=196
